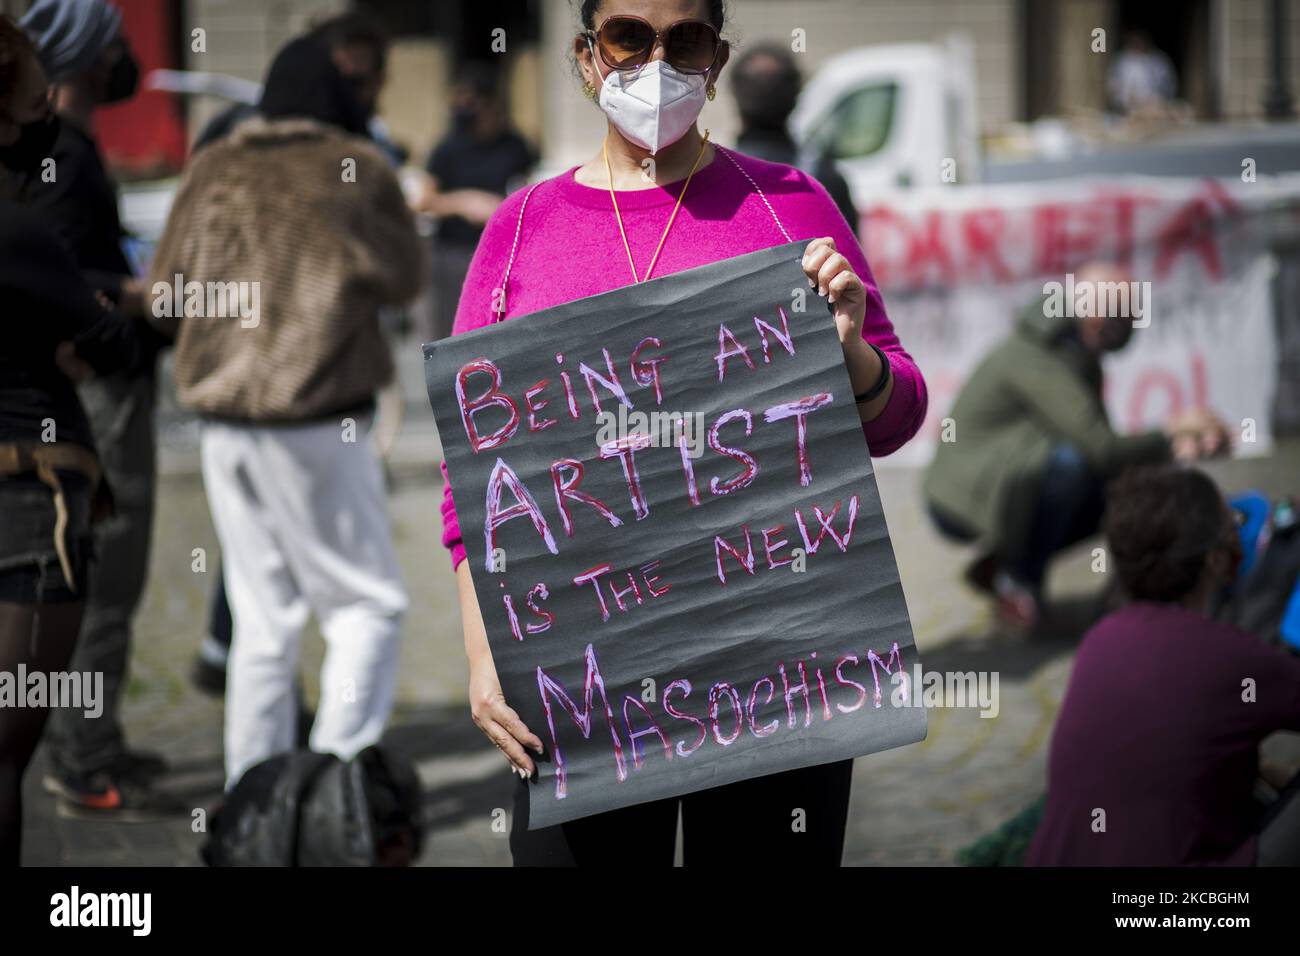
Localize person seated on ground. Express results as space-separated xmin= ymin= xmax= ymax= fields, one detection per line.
xmin=922 ymin=261 xmax=1228 ymax=627
xmin=1026 ymin=466 xmax=1300 ymax=866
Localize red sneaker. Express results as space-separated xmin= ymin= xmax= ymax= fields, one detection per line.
xmin=992 ymin=571 xmax=1040 ymax=630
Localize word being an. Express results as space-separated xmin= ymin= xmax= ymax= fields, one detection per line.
xmin=535 ymin=639 xmax=910 ymax=799
xmin=0 ymin=665 xmax=102 ymax=718
xmin=151 ymin=273 xmax=261 ymax=328
xmin=50 ymin=886 xmax=151 ymax=936
xmin=889 ymin=665 xmax=999 ymax=718
xmin=456 ymin=307 xmax=797 ymax=455
xmin=1042 ymin=272 xmax=1152 ymax=328
xmin=595 ymin=404 xmax=707 ymax=459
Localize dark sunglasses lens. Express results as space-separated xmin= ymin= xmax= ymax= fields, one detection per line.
xmin=666 ymin=21 xmax=718 ymax=72
xmin=599 ymin=17 xmax=655 ymax=67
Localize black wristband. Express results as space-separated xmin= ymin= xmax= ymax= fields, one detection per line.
xmin=854 ymin=343 xmax=891 ymax=404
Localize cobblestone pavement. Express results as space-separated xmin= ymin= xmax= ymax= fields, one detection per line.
xmin=21 ymin=341 xmax=1300 ymax=866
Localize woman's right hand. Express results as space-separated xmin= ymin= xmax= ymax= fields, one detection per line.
xmin=457 ymin=561 xmax=544 ymax=778
xmin=54 ymin=341 xmax=94 ymax=382
xmin=468 ymin=651 xmax=544 ymax=778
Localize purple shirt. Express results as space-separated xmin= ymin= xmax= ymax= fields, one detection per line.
xmin=1027 ymin=602 xmax=1300 ymax=866
xmin=438 ymin=148 xmax=927 ymax=568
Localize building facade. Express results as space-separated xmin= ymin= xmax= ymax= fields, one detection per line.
xmin=2 ymin=0 xmax=1296 ymax=172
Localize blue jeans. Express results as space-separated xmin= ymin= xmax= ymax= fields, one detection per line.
xmin=930 ymin=444 xmax=1107 ymax=592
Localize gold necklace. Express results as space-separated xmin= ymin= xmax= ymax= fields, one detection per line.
xmin=603 ymin=130 xmax=710 ymax=284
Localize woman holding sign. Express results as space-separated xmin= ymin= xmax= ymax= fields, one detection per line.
xmin=439 ymin=0 xmax=928 ymax=865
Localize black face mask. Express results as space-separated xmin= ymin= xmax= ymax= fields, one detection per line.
xmin=343 ymin=75 xmax=377 ymax=120
xmin=104 ymin=50 xmax=139 ymax=104
xmin=0 ymin=113 xmax=61 ymax=173
xmin=451 ymin=104 xmax=479 ymax=131
xmin=736 ymin=73 xmax=799 ymax=132
xmin=1099 ymin=315 xmax=1136 ymax=352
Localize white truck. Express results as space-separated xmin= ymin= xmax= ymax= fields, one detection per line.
xmin=789 ymin=39 xmax=1300 ymax=194
xmin=790 ymin=39 xmax=983 ymax=194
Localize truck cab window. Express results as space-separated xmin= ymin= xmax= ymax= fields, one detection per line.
xmin=810 ymin=82 xmax=897 ymax=161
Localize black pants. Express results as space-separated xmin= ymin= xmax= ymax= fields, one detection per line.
xmin=510 ymin=759 xmax=853 ymax=867
xmin=930 ymin=443 xmax=1106 ymax=591
xmin=47 ymin=370 xmax=156 ymax=777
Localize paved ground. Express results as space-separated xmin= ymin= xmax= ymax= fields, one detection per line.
xmin=20 ymin=338 xmax=1300 ymax=866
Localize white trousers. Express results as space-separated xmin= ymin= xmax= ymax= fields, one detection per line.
xmin=200 ymin=419 xmax=408 ymax=788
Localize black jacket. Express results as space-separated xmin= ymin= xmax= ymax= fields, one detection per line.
xmin=16 ymin=120 xmax=132 ymax=298
xmin=735 ymin=128 xmax=858 ymax=234
xmin=0 ymin=199 xmax=139 ymax=449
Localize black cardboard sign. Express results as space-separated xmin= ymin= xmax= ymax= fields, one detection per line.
xmin=425 ymin=241 xmax=926 ymax=829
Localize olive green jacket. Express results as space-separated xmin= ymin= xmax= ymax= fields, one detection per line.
xmin=922 ymin=298 xmax=1170 ymax=560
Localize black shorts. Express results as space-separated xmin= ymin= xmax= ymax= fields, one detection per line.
xmin=0 ymin=470 xmax=93 ymax=603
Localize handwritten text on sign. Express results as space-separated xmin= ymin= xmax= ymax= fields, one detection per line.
xmin=425 ymin=242 xmax=926 ymax=828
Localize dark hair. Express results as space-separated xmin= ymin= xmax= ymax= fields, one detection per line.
xmin=313 ymin=11 xmax=390 ymax=69
xmin=456 ymin=60 xmax=501 ymax=100
xmin=578 ymin=0 xmax=727 ymax=32
xmin=0 ymin=14 xmax=37 ymax=106
xmin=732 ymin=41 xmax=801 ymax=127
xmin=260 ymin=33 xmax=369 ymax=136
xmin=1104 ymin=466 xmax=1228 ymax=602
xmin=572 ymin=1 xmax=728 ymax=86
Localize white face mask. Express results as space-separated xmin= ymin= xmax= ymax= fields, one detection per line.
xmin=593 ymin=55 xmax=708 ymax=155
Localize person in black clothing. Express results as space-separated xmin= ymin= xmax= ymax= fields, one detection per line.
xmin=0 ymin=13 xmax=140 ymax=865
xmin=418 ymin=61 xmax=536 ymax=341
xmin=17 ymin=0 xmax=176 ymax=818
xmin=731 ymin=42 xmax=858 ymax=234
xmin=18 ymin=0 xmax=141 ymax=304
xmin=191 ymin=10 xmax=394 ymax=158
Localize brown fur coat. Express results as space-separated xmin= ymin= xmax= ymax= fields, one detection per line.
xmin=149 ymin=116 xmax=424 ymax=423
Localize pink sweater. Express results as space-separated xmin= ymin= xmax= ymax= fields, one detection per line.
xmin=438 ymin=148 xmax=927 ymax=569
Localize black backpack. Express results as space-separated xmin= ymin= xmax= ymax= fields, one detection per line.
xmin=201 ymin=746 xmax=424 ymax=867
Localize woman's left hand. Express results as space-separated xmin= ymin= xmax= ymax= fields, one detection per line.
xmin=802 ymin=237 xmax=866 ymax=350
xmin=802 ymin=237 xmax=893 ymax=421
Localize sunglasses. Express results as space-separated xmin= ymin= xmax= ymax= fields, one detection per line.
xmin=586 ymin=15 xmax=722 ymax=75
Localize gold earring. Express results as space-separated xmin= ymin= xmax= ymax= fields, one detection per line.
xmin=706 ymin=85 xmax=716 ymax=101
xmin=583 ymin=80 xmax=598 ymax=100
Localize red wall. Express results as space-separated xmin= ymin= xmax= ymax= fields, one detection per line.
xmin=93 ymin=0 xmax=187 ymax=177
